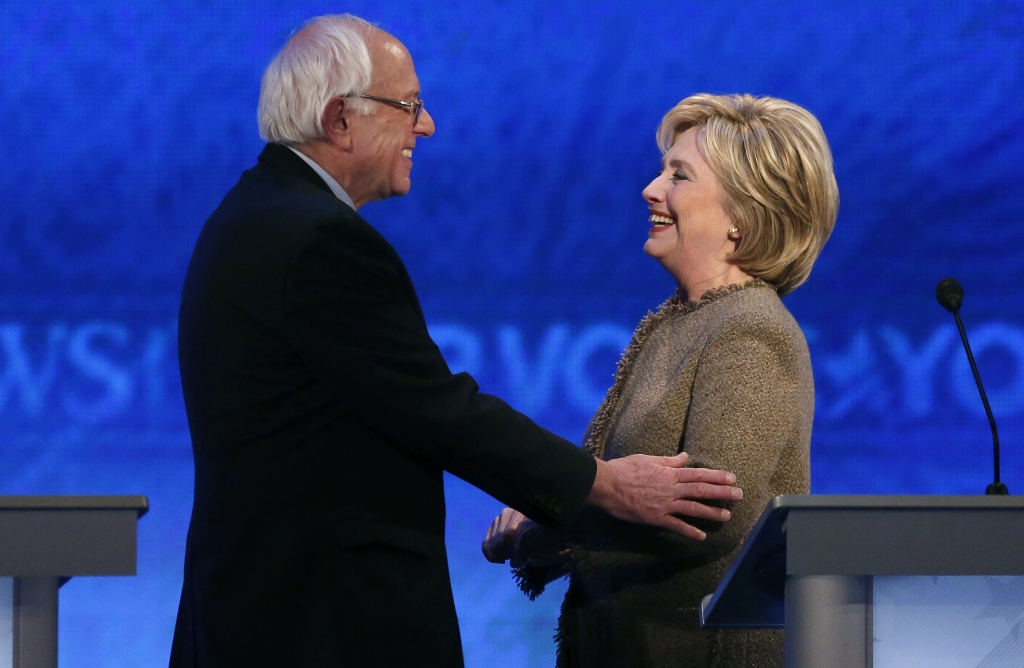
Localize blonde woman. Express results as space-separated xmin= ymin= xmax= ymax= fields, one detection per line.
xmin=484 ymin=93 xmax=838 ymax=668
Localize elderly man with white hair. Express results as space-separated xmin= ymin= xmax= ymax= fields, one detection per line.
xmin=169 ymin=14 xmax=742 ymax=667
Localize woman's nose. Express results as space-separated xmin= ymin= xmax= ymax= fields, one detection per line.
xmin=642 ymin=178 xmax=664 ymax=203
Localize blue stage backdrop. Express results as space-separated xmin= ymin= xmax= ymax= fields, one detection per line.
xmin=3 ymin=1 xmax=1024 ymax=666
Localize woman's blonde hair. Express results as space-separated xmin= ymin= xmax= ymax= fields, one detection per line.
xmin=658 ymin=94 xmax=839 ymax=296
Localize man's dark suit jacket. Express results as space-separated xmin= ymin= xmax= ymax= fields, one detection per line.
xmin=169 ymin=143 xmax=597 ymax=667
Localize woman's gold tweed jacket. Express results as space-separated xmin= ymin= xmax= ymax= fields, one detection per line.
xmin=551 ymin=280 xmax=813 ymax=668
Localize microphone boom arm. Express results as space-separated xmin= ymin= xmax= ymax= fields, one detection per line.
xmin=936 ymin=276 xmax=1008 ymax=495
xmin=951 ymin=311 xmax=1004 ymax=492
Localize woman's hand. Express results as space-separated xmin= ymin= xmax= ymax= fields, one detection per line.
xmin=512 ymin=521 xmax=570 ymax=570
xmin=482 ymin=508 xmax=528 ymax=563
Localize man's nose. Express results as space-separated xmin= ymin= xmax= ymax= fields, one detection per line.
xmin=415 ymin=108 xmax=435 ymax=136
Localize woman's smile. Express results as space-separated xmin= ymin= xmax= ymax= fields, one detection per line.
xmin=648 ymin=212 xmax=676 ymax=234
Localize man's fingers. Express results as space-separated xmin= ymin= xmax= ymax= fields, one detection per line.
xmin=668 ymin=498 xmax=732 ymax=522
xmin=675 ymin=475 xmax=741 ymax=499
xmin=587 ymin=453 xmax=744 ymax=541
xmin=656 ymin=515 xmax=707 ymax=541
xmin=661 ymin=451 xmax=690 ymax=468
xmin=675 ymin=481 xmax=743 ymax=503
xmin=675 ymin=468 xmax=740 ymax=493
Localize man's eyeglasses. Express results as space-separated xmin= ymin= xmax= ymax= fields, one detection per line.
xmin=351 ymin=94 xmax=425 ymax=125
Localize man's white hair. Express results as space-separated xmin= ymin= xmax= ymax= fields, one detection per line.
xmin=258 ymin=14 xmax=377 ymax=144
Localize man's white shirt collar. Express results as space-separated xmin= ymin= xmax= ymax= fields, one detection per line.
xmin=286 ymin=146 xmax=356 ymax=211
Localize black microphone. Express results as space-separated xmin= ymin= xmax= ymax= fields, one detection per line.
xmin=936 ymin=278 xmax=1008 ymax=495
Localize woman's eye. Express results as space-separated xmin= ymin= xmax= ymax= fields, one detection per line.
xmin=671 ymin=171 xmax=688 ymax=182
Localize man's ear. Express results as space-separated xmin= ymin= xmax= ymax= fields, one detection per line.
xmin=321 ymin=97 xmax=353 ymax=151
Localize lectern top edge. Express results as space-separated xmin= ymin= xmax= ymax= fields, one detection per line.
xmin=0 ymin=495 xmax=149 ymax=517
xmin=701 ymin=494 xmax=1024 ymax=630
xmin=770 ymin=494 xmax=1024 ymax=511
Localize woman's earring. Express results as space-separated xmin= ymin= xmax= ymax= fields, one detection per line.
xmin=728 ymin=226 xmax=739 ymax=238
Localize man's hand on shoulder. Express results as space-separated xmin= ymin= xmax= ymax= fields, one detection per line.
xmin=586 ymin=452 xmax=742 ymax=540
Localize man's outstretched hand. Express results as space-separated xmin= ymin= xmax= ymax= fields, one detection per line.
xmin=586 ymin=451 xmax=742 ymax=540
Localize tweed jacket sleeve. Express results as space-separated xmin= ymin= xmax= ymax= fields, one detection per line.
xmin=675 ymin=311 xmax=812 ymax=561
xmin=563 ymin=295 xmax=813 ymax=570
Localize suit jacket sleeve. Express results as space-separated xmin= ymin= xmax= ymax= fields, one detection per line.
xmin=282 ymin=213 xmax=596 ymax=527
